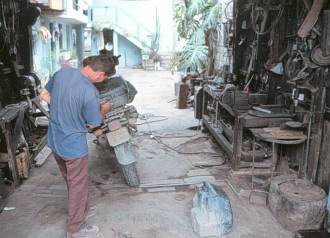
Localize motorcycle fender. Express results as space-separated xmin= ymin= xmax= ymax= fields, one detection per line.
xmin=106 ymin=127 xmax=131 ymax=147
xmin=108 ymin=120 xmax=122 ymax=131
xmin=113 ymin=143 xmax=136 ymax=165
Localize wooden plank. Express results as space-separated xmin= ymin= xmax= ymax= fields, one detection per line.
xmin=219 ymin=101 xmax=235 ymax=117
xmin=316 ymin=120 xmax=330 ymax=190
xmin=307 ymin=69 xmax=327 ymax=182
xmin=230 ymin=168 xmax=279 ymax=176
xmin=3 ymin=124 xmax=20 ymax=186
xmin=177 ymin=83 xmax=189 ymax=109
xmin=0 ymin=153 xmax=9 ymax=163
xmin=311 ymin=88 xmax=326 ymax=182
xmin=258 ymin=127 xmax=305 ymax=140
xmin=244 ymin=115 xmax=291 ymax=128
xmin=219 ymin=120 xmax=233 ymax=143
xmin=239 ymin=159 xmax=273 ymax=169
xmin=34 ymin=146 xmax=52 ymax=167
xmin=139 ymin=177 xmax=218 ymax=188
xmin=297 ymin=143 xmax=306 ymax=178
xmin=232 ymin=116 xmax=243 ymax=170
xmin=321 ymin=10 xmax=330 ymax=55
xmin=266 ymin=128 xmax=304 ymax=137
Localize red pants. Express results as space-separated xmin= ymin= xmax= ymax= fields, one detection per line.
xmin=53 ymin=152 xmax=89 ymax=234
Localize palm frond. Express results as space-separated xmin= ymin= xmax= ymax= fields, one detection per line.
xmin=188 ymin=28 xmax=205 ymax=45
xmin=174 ymin=0 xmax=189 ymax=38
xmin=202 ymin=3 xmax=221 ymax=30
xmin=180 ymin=43 xmax=208 ymax=73
xmin=174 ymin=0 xmax=220 ymax=74
xmin=188 ymin=0 xmax=210 ymax=17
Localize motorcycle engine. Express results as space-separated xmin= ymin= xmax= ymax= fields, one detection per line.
xmin=18 ymin=73 xmax=41 ymax=98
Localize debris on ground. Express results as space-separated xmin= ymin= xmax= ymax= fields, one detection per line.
xmin=191 ymin=182 xmax=233 ymax=237
xmin=3 ymin=207 xmax=16 ymax=211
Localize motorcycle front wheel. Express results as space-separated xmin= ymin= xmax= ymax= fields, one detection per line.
xmin=113 ymin=142 xmax=140 ymax=187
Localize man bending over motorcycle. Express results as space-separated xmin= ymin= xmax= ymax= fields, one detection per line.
xmin=39 ymin=55 xmax=116 ymax=238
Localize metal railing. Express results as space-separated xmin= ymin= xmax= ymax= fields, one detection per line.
xmin=93 ymin=5 xmax=153 ymax=48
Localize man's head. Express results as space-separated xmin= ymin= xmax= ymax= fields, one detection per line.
xmin=81 ymin=55 xmax=116 ymax=83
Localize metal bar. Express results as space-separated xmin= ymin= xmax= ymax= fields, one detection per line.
xmin=31 ymin=98 xmax=50 ymax=119
xmin=202 ymin=87 xmax=206 ymax=117
xmin=215 ymin=100 xmax=219 ymax=127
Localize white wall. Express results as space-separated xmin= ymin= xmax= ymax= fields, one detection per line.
xmin=93 ymin=0 xmax=177 ymax=54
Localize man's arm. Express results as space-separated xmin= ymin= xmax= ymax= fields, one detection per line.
xmin=86 ymin=102 xmax=111 ymax=129
xmin=86 ymin=102 xmax=111 ymax=137
xmin=39 ymin=88 xmax=51 ymax=104
xmin=100 ymin=102 xmax=112 ymax=118
xmin=40 ymin=72 xmax=56 ymax=104
xmin=87 ymin=102 xmax=111 ymax=137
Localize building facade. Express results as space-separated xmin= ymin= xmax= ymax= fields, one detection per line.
xmin=30 ymin=0 xmax=92 ymax=85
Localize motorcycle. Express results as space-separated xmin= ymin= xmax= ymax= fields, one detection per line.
xmin=95 ymin=74 xmax=140 ymax=187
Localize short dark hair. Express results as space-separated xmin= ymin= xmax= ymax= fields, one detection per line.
xmin=85 ymin=55 xmax=116 ymax=76
xmin=82 ymin=56 xmax=95 ymax=67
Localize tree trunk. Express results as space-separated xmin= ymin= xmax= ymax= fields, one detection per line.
xmin=206 ymin=29 xmax=217 ymax=76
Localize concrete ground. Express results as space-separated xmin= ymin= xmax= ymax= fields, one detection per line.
xmin=0 ymin=69 xmax=292 ymax=238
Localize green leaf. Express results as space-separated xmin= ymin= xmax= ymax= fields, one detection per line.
xmin=173 ymin=0 xmax=220 ymax=73
xmin=187 ymin=0 xmax=204 ymax=17
xmin=202 ymin=3 xmax=221 ymax=30
xmin=180 ymin=43 xmax=208 ymax=73
xmin=188 ymin=28 xmax=205 ymax=45
xmin=174 ymin=0 xmax=189 ymax=38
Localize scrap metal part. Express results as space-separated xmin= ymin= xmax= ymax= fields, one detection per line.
xmin=311 ymin=45 xmax=330 ymax=66
xmin=298 ymin=0 xmax=325 ymax=38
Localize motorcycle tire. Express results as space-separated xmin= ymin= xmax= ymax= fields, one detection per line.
xmin=121 ymin=162 xmax=140 ymax=187
xmin=114 ymin=143 xmax=140 ymax=187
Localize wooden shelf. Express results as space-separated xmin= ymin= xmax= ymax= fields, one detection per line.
xmin=202 ymin=115 xmax=233 ymax=157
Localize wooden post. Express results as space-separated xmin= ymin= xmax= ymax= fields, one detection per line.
xmin=321 ymin=10 xmax=330 ymax=55
xmin=176 ymin=82 xmax=189 ymax=109
xmin=316 ymin=120 xmax=330 ymax=190
xmin=307 ymin=69 xmax=327 ymax=182
xmin=3 ymin=124 xmax=20 ymax=186
xmin=232 ymin=115 xmax=243 ymax=170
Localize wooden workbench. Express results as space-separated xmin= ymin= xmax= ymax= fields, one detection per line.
xmin=202 ymin=85 xmax=294 ymax=170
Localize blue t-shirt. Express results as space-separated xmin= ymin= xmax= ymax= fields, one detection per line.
xmin=45 ymin=68 xmax=101 ymax=160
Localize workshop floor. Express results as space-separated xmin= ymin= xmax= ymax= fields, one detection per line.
xmin=0 ymin=69 xmax=292 ymax=238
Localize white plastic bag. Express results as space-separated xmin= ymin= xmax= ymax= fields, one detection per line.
xmin=191 ymin=182 xmax=233 ymax=237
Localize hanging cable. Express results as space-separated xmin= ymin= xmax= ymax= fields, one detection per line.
xmin=137 ymin=113 xmax=222 ymax=157
xmin=136 ymin=113 xmax=168 ymax=125
xmin=250 ymin=3 xmax=284 ymax=36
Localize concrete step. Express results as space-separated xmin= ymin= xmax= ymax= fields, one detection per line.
xmin=159 ymin=54 xmax=173 ymax=70
xmin=142 ymin=54 xmax=173 ymax=70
